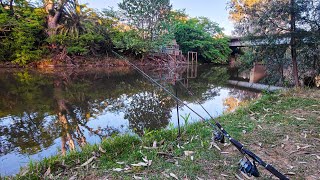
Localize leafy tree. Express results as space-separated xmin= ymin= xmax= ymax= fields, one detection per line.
xmin=0 ymin=2 xmax=46 ymax=64
xmin=228 ymin=0 xmax=262 ymax=22
xmin=174 ymin=18 xmax=231 ymax=63
xmin=118 ymin=0 xmax=171 ymax=40
xmin=229 ymin=0 xmax=320 ymax=86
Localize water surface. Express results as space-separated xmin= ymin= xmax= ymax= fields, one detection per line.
xmin=0 ymin=65 xmax=259 ymax=176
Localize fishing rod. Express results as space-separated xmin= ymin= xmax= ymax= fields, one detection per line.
xmin=112 ymin=51 xmax=289 ymax=180
xmin=166 ymin=66 xmax=289 ymax=180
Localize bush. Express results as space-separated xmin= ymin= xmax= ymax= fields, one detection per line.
xmin=0 ymin=7 xmax=46 ymax=65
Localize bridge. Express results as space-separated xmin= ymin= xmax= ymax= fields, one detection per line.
xmin=229 ymin=36 xmax=290 ymax=47
xmin=229 ymin=32 xmax=318 ymax=47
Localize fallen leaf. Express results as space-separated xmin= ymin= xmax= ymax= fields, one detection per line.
xmin=159 ymin=139 xmax=165 ymax=145
xmin=112 ymin=168 xmax=123 ymax=172
xmin=184 ymin=151 xmax=194 ymax=156
xmin=209 ymin=142 xmax=221 ymax=151
xmin=142 ymin=157 xmax=148 ymax=162
xmin=81 ymin=156 xmax=95 ymax=167
xmin=20 ymin=168 xmax=29 ymax=176
xmin=143 ymin=146 xmax=157 ymax=149
xmin=99 ymin=146 xmax=106 ymax=153
xmin=298 ymin=161 xmax=307 ymax=164
xmin=142 ymin=157 xmax=152 ymax=166
xmin=69 ymin=175 xmax=77 ymax=180
xmin=116 ymin=161 xmax=125 ymax=165
xmin=295 ymin=117 xmax=306 ymax=121
xmin=300 ymin=145 xmax=312 ymax=150
xmin=162 ymin=172 xmax=170 ymax=178
xmin=133 ymin=175 xmax=143 ymax=179
xmin=285 ymin=172 xmax=296 ymax=176
xmin=263 ymin=107 xmax=270 ymax=112
xmin=44 ymin=166 xmax=51 ymax=178
xmin=170 ymin=173 xmax=179 ymax=180
xmin=131 ymin=162 xmax=148 ymax=167
xmin=153 ymin=141 xmax=157 ymax=148
xmin=235 ymin=174 xmax=244 ymax=180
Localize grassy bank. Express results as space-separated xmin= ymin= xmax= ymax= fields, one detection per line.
xmin=9 ymin=89 xmax=320 ymax=179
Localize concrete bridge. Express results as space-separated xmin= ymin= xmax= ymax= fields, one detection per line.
xmin=229 ymin=32 xmax=317 ymax=47
xmin=229 ymin=36 xmax=290 ymax=47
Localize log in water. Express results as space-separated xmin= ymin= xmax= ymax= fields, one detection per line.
xmin=228 ymin=80 xmax=286 ymax=92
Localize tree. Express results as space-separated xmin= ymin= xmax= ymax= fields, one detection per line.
xmin=174 ymin=18 xmax=231 ymax=63
xmin=228 ymin=0 xmax=262 ymax=22
xmin=229 ymin=0 xmax=320 ymax=86
xmin=118 ymin=0 xmax=171 ymax=40
xmin=44 ymin=0 xmax=64 ymax=36
xmin=0 ymin=1 xmax=46 ymax=64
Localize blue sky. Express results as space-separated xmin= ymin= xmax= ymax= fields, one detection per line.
xmin=80 ymin=0 xmax=234 ymax=35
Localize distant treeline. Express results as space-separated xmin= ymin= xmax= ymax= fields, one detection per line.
xmin=0 ymin=0 xmax=231 ymax=65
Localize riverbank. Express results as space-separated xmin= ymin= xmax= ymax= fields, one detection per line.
xmin=0 ymin=53 xmax=189 ymax=69
xmin=8 ymin=89 xmax=320 ymax=179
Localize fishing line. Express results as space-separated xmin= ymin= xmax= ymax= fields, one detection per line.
xmin=112 ymin=51 xmax=289 ymax=180
xmin=166 ymin=65 xmax=216 ymax=120
xmin=112 ymin=51 xmax=208 ymax=122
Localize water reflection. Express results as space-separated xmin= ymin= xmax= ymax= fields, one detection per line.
xmin=0 ymin=65 xmax=259 ymax=176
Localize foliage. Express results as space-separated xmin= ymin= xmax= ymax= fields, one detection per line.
xmin=46 ymin=30 xmax=107 ymax=56
xmin=112 ymin=0 xmax=174 ymax=56
xmin=229 ymin=0 xmax=320 ymax=86
xmin=0 ymin=0 xmax=231 ymax=64
xmin=228 ymin=0 xmax=262 ymax=22
xmin=174 ymin=18 xmax=231 ymax=63
xmin=0 ymin=4 xmax=46 ymax=64
xmin=118 ymin=0 xmax=171 ymax=40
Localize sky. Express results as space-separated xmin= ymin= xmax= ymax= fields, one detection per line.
xmin=80 ymin=0 xmax=234 ymax=35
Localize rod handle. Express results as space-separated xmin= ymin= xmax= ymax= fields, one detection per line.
xmin=266 ymin=164 xmax=289 ymax=180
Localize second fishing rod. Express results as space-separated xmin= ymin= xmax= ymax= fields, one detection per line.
xmin=165 ymin=65 xmax=289 ymax=180
xmin=112 ymin=51 xmax=289 ymax=180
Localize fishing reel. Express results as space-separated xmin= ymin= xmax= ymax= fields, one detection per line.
xmin=213 ymin=129 xmax=225 ymax=143
xmin=239 ymin=157 xmax=260 ymax=177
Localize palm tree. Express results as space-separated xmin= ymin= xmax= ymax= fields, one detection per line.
xmin=57 ymin=1 xmax=100 ymax=37
xmin=44 ymin=0 xmax=99 ymax=37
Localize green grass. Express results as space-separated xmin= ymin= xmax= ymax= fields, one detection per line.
xmin=7 ymin=89 xmax=320 ymax=179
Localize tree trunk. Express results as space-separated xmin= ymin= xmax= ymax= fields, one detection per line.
xmin=290 ymin=0 xmax=300 ymax=87
xmin=47 ymin=15 xmax=59 ymax=36
xmin=45 ymin=0 xmax=63 ymax=36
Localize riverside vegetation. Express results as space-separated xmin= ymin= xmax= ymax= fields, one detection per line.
xmin=6 ymin=89 xmax=319 ymax=179
xmin=0 ymin=0 xmax=230 ymax=66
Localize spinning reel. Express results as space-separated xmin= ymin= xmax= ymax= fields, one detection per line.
xmin=239 ymin=157 xmax=260 ymax=177
xmin=213 ymin=129 xmax=225 ymax=143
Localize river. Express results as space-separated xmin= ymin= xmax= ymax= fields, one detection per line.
xmin=0 ymin=65 xmax=259 ymax=176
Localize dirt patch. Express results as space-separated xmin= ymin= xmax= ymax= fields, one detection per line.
xmin=288 ymin=89 xmax=320 ymax=100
